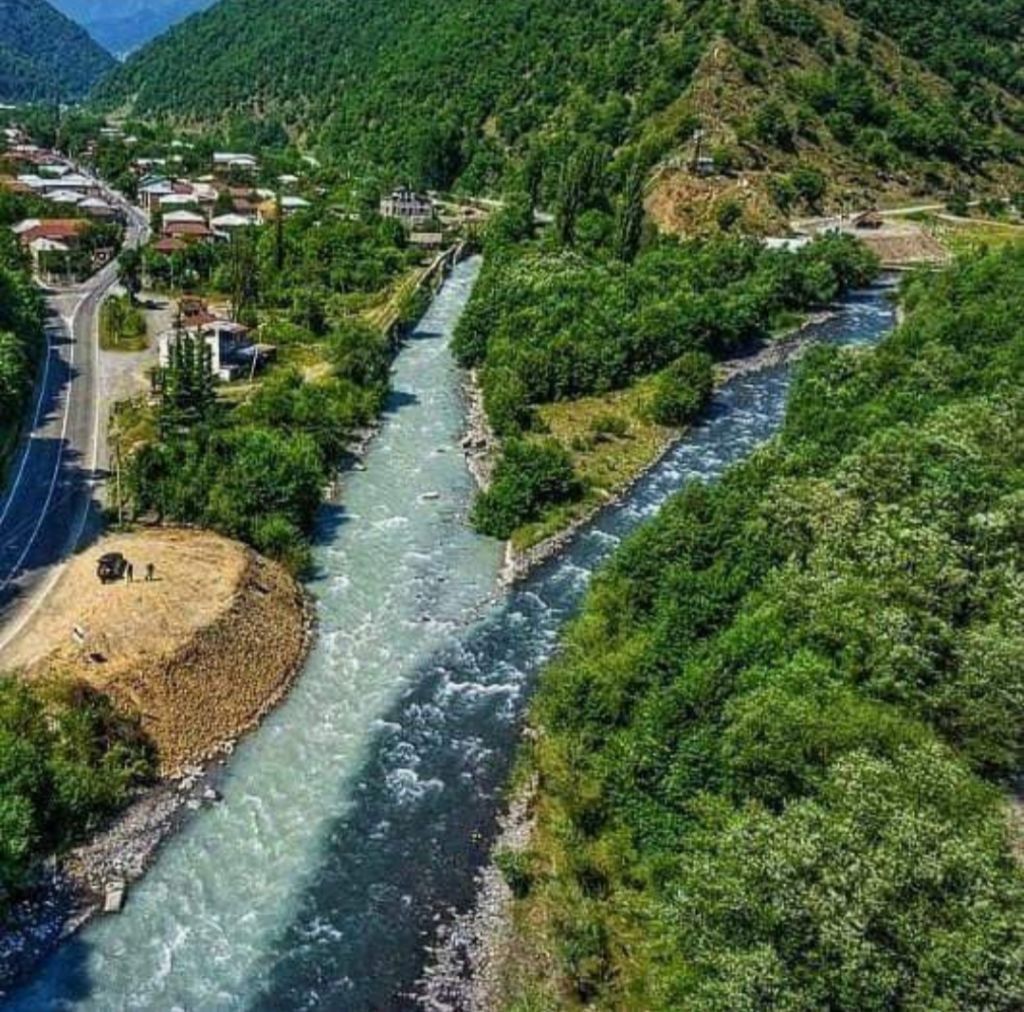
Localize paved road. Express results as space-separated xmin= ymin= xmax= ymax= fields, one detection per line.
xmin=0 ymin=196 xmax=148 ymax=654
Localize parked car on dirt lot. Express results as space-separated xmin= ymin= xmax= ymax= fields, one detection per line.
xmin=97 ymin=552 xmax=128 ymax=584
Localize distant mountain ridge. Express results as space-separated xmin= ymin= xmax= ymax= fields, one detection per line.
xmin=0 ymin=0 xmax=114 ymax=102
xmin=50 ymin=0 xmax=215 ymax=57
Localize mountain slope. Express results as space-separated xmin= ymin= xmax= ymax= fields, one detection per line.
xmin=50 ymin=0 xmax=215 ymax=57
xmin=96 ymin=0 xmax=1022 ymax=206
xmin=0 ymin=0 xmax=115 ymax=101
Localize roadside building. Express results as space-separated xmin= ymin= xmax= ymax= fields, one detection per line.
xmin=15 ymin=218 xmax=89 ymax=248
xmin=158 ymin=316 xmax=274 ymax=381
xmin=45 ymin=190 xmax=88 ymax=208
xmin=14 ymin=218 xmax=91 ymax=280
xmin=79 ymin=197 xmax=119 ymax=220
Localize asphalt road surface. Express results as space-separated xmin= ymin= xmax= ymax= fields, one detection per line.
xmin=0 ymin=194 xmax=148 ymax=654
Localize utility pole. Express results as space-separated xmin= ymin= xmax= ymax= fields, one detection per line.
xmin=114 ymin=434 xmax=124 ymax=526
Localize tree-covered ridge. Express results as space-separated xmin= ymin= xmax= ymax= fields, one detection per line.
xmin=0 ymin=0 xmax=114 ymax=102
xmin=506 ymin=244 xmax=1024 ymax=1007
xmin=95 ymin=0 xmax=1022 ymax=198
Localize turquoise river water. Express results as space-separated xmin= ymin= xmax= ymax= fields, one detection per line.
xmin=8 ymin=256 xmax=896 ymax=1010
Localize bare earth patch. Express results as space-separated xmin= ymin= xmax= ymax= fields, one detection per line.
xmin=5 ymin=527 xmax=310 ymax=776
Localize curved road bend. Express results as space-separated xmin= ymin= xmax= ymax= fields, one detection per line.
xmin=0 ymin=200 xmax=148 ymax=655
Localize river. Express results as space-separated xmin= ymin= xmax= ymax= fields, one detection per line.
xmin=7 ymin=257 xmax=896 ymax=1010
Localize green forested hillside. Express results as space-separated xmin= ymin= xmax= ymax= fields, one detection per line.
xmin=501 ymin=244 xmax=1024 ymax=1008
xmin=0 ymin=0 xmax=114 ymax=102
xmin=97 ymin=0 xmax=1022 ymax=201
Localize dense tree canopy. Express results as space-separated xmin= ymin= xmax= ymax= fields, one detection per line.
xmin=0 ymin=0 xmax=114 ymax=102
xmin=0 ymin=677 xmax=152 ymax=902
xmin=95 ymin=0 xmax=1022 ymax=192
xmin=0 ymin=230 xmax=43 ymax=451
xmin=513 ymin=244 xmax=1024 ymax=1007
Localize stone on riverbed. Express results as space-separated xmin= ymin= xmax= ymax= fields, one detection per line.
xmin=103 ymin=880 xmax=126 ymax=914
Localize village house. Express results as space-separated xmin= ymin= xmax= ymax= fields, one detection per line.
xmin=159 ymin=192 xmax=202 ymax=211
xmin=13 ymin=218 xmax=91 ymax=280
xmin=39 ymin=162 xmax=70 ymax=178
xmin=157 ymin=306 xmax=275 ymax=381
xmin=46 ymin=190 xmax=89 ymax=208
xmin=379 ymin=187 xmax=434 ymax=226
xmin=212 ymin=152 xmax=259 ymax=173
xmin=17 ymin=172 xmax=100 ymax=197
xmin=152 ymin=236 xmax=187 ymax=256
xmin=15 ymin=218 xmax=90 ymax=248
xmin=211 ymin=212 xmax=255 ymax=236
xmin=161 ymin=209 xmax=213 ymax=242
xmin=79 ymin=197 xmax=119 ymax=221
xmin=138 ymin=177 xmax=174 ymax=212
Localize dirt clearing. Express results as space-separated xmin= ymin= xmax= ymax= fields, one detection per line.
xmin=4 ymin=528 xmax=311 ymax=775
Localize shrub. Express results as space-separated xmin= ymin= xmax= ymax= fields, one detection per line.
xmin=649 ymin=351 xmax=714 ymax=426
xmin=0 ymin=677 xmax=152 ymax=899
xmin=589 ymin=413 xmax=629 ymax=438
xmin=471 ymin=438 xmax=581 ymax=539
xmin=494 ymin=848 xmax=535 ymax=899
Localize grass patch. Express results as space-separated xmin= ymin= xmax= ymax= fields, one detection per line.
xmin=100 ymin=295 xmax=149 ymax=352
xmin=914 ymin=214 xmax=1024 ymax=256
xmin=510 ymin=377 xmax=677 ymax=550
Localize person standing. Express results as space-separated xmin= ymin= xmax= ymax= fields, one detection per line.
xmin=145 ymin=562 xmax=155 ymax=582
xmin=126 ymin=561 xmax=134 ymax=583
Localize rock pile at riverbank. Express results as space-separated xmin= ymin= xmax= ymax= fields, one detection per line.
xmin=462 ymin=368 xmax=497 ymax=492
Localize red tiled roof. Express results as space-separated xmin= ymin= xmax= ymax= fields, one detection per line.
xmin=19 ymin=219 xmax=89 ymax=244
xmin=164 ymin=221 xmax=212 ymax=237
xmin=152 ymin=237 xmax=186 ymax=254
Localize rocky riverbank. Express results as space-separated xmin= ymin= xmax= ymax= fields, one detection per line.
xmin=417 ymin=773 xmax=538 ymax=1011
xmin=461 ymin=368 xmax=497 ymax=492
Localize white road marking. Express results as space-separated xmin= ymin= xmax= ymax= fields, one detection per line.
xmin=0 ymin=294 xmax=85 ymax=592
xmin=0 ymin=309 xmax=65 ymax=531
xmin=0 ymin=208 xmax=147 ymax=654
